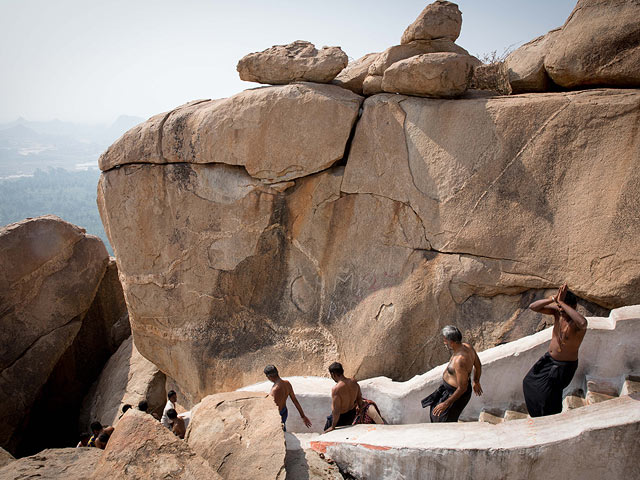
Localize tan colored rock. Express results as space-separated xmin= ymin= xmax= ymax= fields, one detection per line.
xmin=362 ymin=74 xmax=383 ymax=96
xmin=544 ymin=0 xmax=640 ymax=88
xmin=0 ymin=448 xmax=101 ymax=480
xmin=99 ymin=83 xmax=362 ymax=183
xmin=237 ymin=40 xmax=348 ymax=85
xmin=186 ymin=392 xmax=285 ymax=480
xmin=92 ymin=410 xmax=220 ymax=479
xmin=401 ymin=0 xmax=462 ymax=44
xmin=505 ymin=29 xmax=560 ymax=93
xmin=382 ymin=52 xmax=476 ymax=97
xmin=79 ymin=336 xmax=166 ymax=429
xmin=0 ymin=215 xmax=109 ymax=451
xmin=332 ymin=52 xmax=379 ymax=95
xmin=0 ymin=448 xmax=13 ymax=469
xmin=285 ymin=449 xmax=343 ymax=480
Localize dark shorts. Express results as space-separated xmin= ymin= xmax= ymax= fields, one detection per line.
xmin=421 ymin=378 xmax=472 ymax=423
xmin=324 ymin=407 xmax=357 ymax=430
xmin=279 ymin=406 xmax=288 ymax=431
xmin=523 ymin=352 xmax=578 ymax=417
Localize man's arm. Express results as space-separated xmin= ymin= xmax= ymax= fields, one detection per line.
xmin=529 ymin=296 xmax=560 ymax=315
xmin=472 ymin=350 xmax=483 ymax=396
xmin=325 ymin=388 xmax=342 ymax=432
xmin=432 ymin=358 xmax=470 ymax=416
xmin=288 ymin=385 xmax=312 ymax=428
xmin=557 ymin=301 xmax=588 ymax=330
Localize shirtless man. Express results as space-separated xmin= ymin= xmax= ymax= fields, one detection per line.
xmin=166 ymin=409 xmax=186 ymax=439
xmin=421 ymin=326 xmax=482 ymax=422
xmin=324 ymin=362 xmax=362 ymax=432
xmin=523 ymin=283 xmax=587 ymax=417
xmin=264 ymin=365 xmax=312 ymax=431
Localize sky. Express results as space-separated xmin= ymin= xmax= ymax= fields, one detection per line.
xmin=0 ymin=0 xmax=577 ymax=125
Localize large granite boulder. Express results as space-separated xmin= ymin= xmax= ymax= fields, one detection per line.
xmin=544 ymin=0 xmax=640 ymax=88
xmin=505 ymin=29 xmax=560 ymax=93
xmin=0 ymin=448 xmax=101 ymax=480
xmin=79 ymin=336 xmax=166 ymax=429
xmin=401 ymin=0 xmax=462 ymax=44
xmin=98 ymin=83 xmax=362 ymax=183
xmin=92 ymin=409 xmax=220 ymax=479
xmin=0 ymin=216 xmax=110 ymax=452
xmin=381 ymin=52 xmax=476 ymax=97
xmin=332 ymin=52 xmax=379 ymax=95
xmin=237 ymin=41 xmax=348 ymax=85
xmin=186 ymin=392 xmax=285 ymax=480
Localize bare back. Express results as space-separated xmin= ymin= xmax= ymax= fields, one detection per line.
xmin=549 ymin=312 xmax=586 ymax=361
xmin=270 ymin=379 xmax=293 ymax=410
xmin=332 ymin=377 xmax=361 ymax=414
xmin=442 ymin=343 xmax=477 ymax=388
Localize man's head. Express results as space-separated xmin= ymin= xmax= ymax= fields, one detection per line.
xmin=564 ymin=290 xmax=578 ymax=309
xmin=328 ymin=362 xmax=344 ymax=382
xmin=138 ymin=400 xmax=148 ymax=412
xmin=90 ymin=421 xmax=103 ymax=435
xmin=168 ymin=390 xmax=177 ymax=403
xmin=167 ymin=408 xmax=178 ymax=420
xmin=442 ymin=325 xmax=462 ymax=350
xmin=78 ymin=432 xmax=90 ymax=446
xmin=264 ymin=364 xmax=279 ymax=381
xmin=96 ymin=432 xmax=110 ymax=450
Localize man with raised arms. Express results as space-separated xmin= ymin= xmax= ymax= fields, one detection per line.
xmin=523 ymin=283 xmax=587 ymax=417
xmin=421 ymin=326 xmax=483 ymax=422
xmin=324 ymin=362 xmax=362 ymax=432
xmin=264 ymin=365 xmax=312 ymax=431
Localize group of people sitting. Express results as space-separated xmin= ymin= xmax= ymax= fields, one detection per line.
xmin=267 ymin=284 xmax=588 ymax=429
xmin=76 ymin=390 xmax=188 ymax=449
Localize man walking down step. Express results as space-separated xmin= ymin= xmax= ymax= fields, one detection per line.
xmin=324 ymin=362 xmax=362 ymax=432
xmin=264 ymin=364 xmax=312 ymax=431
xmin=523 ymin=283 xmax=588 ymax=417
xmin=421 ymin=326 xmax=483 ymax=422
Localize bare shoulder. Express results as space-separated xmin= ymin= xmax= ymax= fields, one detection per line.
xmin=282 ymin=379 xmax=294 ymax=393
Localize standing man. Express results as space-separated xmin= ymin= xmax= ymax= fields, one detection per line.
xmin=421 ymin=326 xmax=483 ymax=422
xmin=161 ymin=390 xmax=177 ymax=428
xmin=324 ymin=362 xmax=362 ymax=432
xmin=264 ymin=365 xmax=312 ymax=431
xmin=523 ymin=283 xmax=587 ymax=417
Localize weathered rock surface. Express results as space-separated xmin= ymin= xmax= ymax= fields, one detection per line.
xmin=92 ymin=409 xmax=220 ymax=479
xmin=80 ymin=336 xmax=166 ymax=429
xmin=505 ymin=29 xmax=560 ymax=93
xmin=544 ymin=0 xmax=640 ymax=88
xmin=237 ymin=41 xmax=348 ymax=85
xmin=98 ymin=83 xmax=362 ymax=183
xmin=0 ymin=449 xmax=13 ymax=469
xmin=401 ymin=0 xmax=462 ymax=44
xmin=0 ymin=215 xmax=110 ymax=452
xmin=186 ymin=392 xmax=285 ymax=480
xmin=0 ymin=448 xmax=101 ymax=480
xmin=332 ymin=52 xmax=379 ymax=95
xmin=382 ymin=52 xmax=476 ymax=97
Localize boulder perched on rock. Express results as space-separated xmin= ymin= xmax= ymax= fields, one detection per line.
xmin=0 ymin=215 xmax=109 ymax=452
xmin=79 ymin=336 xmax=166 ymax=429
xmin=382 ymin=52 xmax=476 ymax=97
xmin=92 ymin=410 xmax=220 ymax=479
xmin=98 ymin=83 xmax=362 ymax=183
xmin=186 ymin=392 xmax=285 ymax=480
xmin=401 ymin=0 xmax=462 ymax=44
xmin=544 ymin=0 xmax=640 ymax=88
xmin=505 ymin=29 xmax=560 ymax=93
xmin=237 ymin=40 xmax=348 ymax=85
xmin=0 ymin=448 xmax=101 ymax=480
xmin=332 ymin=52 xmax=379 ymax=95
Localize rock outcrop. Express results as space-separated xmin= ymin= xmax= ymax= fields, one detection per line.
xmin=186 ymin=392 xmax=286 ymax=480
xmin=79 ymin=336 xmax=166 ymax=429
xmin=401 ymin=0 xmax=462 ymax=44
xmin=332 ymin=52 xmax=379 ymax=95
xmin=544 ymin=0 xmax=640 ymax=88
xmin=504 ymin=29 xmax=560 ymax=93
xmin=92 ymin=409 xmax=220 ymax=479
xmin=237 ymin=41 xmax=348 ymax=85
xmin=0 ymin=448 xmax=101 ymax=480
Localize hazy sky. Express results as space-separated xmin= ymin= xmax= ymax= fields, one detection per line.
xmin=0 ymin=0 xmax=576 ymax=124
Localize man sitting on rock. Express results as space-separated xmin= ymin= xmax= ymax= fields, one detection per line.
xmin=88 ymin=421 xmax=114 ymax=447
xmin=161 ymin=390 xmax=177 ymax=428
xmin=95 ymin=432 xmax=111 ymax=450
xmin=324 ymin=362 xmax=362 ymax=432
xmin=264 ymin=365 xmax=312 ymax=431
xmin=523 ymin=283 xmax=587 ymax=417
xmin=421 ymin=326 xmax=483 ymax=422
xmin=166 ymin=409 xmax=186 ymax=439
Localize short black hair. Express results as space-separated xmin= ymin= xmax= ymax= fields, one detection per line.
xmin=98 ymin=432 xmax=110 ymax=443
xmin=328 ymin=362 xmax=344 ymax=376
xmin=138 ymin=400 xmax=148 ymax=412
xmin=167 ymin=390 xmax=176 ymax=399
xmin=442 ymin=325 xmax=462 ymax=343
xmin=79 ymin=432 xmax=90 ymax=440
xmin=121 ymin=404 xmax=132 ymax=414
xmin=264 ymin=365 xmax=278 ymax=377
xmin=167 ymin=408 xmax=178 ymax=419
xmin=564 ymin=290 xmax=578 ymax=309
xmin=90 ymin=421 xmax=102 ymax=432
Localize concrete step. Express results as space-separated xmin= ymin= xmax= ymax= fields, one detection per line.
xmin=478 ymin=410 xmax=504 ymax=424
xmin=586 ymin=391 xmax=616 ymax=405
xmin=586 ymin=378 xmax=619 ymax=396
xmin=503 ymin=410 xmax=528 ymax=421
xmin=620 ymin=375 xmax=640 ymax=396
xmin=562 ymin=395 xmax=587 ymax=412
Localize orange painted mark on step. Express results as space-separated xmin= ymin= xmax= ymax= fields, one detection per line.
xmin=310 ymin=441 xmax=392 ymax=454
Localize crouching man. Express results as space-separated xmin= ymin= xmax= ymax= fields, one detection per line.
xmin=324 ymin=362 xmax=362 ymax=432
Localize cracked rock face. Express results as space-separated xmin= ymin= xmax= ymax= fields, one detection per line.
xmin=237 ymin=40 xmax=348 ymax=85
xmin=186 ymin=392 xmax=285 ymax=480
xmin=98 ymin=85 xmax=638 ymax=401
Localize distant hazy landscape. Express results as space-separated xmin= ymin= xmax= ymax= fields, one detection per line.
xmin=0 ymin=115 xmax=144 ymax=254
